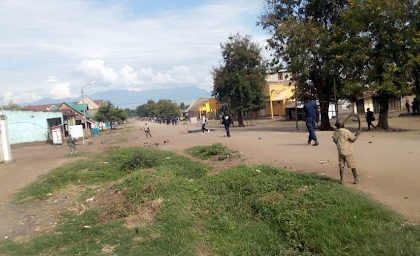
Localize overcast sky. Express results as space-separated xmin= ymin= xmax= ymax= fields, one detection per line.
xmin=0 ymin=0 xmax=268 ymax=104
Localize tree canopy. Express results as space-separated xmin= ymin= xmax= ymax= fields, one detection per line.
xmin=340 ymin=0 xmax=419 ymax=127
xmin=135 ymin=99 xmax=181 ymax=119
xmin=94 ymin=101 xmax=127 ymax=128
xmin=260 ymin=0 xmax=419 ymax=129
xmin=1 ymin=102 xmax=22 ymax=111
xmin=212 ymin=34 xmax=267 ymax=127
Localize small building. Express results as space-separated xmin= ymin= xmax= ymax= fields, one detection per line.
xmin=186 ymin=98 xmax=219 ymax=120
xmin=259 ymin=70 xmax=295 ymax=118
xmin=77 ymin=96 xmax=104 ymax=116
xmin=285 ymin=101 xmax=305 ymax=121
xmin=56 ymin=102 xmax=93 ymax=135
xmin=3 ymin=110 xmax=63 ymax=144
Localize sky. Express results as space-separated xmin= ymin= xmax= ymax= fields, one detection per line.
xmin=0 ymin=0 xmax=269 ymax=104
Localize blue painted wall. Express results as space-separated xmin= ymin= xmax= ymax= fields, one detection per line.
xmin=3 ymin=110 xmax=63 ymax=144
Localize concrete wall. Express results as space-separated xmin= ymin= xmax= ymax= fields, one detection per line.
xmin=3 ymin=110 xmax=63 ymax=144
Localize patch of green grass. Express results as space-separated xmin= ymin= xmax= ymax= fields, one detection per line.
xmin=14 ymin=147 xmax=209 ymax=202
xmin=186 ymin=143 xmax=235 ymax=161
xmin=2 ymin=148 xmax=420 ymax=256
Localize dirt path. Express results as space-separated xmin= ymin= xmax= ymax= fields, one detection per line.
xmin=1 ymin=117 xmax=419 ymax=233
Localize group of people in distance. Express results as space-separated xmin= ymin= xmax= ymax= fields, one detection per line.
xmin=405 ymin=98 xmax=419 ymax=115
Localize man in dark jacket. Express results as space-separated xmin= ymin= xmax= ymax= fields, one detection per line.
xmin=366 ymin=108 xmax=375 ymax=131
xmin=304 ymin=100 xmax=319 ymax=146
xmin=221 ymin=113 xmax=233 ymax=137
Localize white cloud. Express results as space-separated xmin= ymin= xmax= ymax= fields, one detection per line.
xmin=120 ymin=65 xmax=141 ymax=86
xmin=0 ymin=0 xmax=267 ymax=103
xmin=45 ymin=76 xmax=59 ymax=83
xmin=2 ymin=91 xmax=42 ymax=104
xmin=74 ymin=59 xmax=201 ymax=90
xmin=75 ymin=59 xmax=119 ymax=85
xmin=45 ymin=76 xmax=74 ymax=99
xmin=49 ymin=82 xmax=73 ymax=99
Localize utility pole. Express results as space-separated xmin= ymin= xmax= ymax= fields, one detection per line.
xmin=81 ymin=81 xmax=96 ymax=144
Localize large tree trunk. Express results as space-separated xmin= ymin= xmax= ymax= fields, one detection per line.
xmin=416 ymin=76 xmax=420 ymax=116
xmin=237 ymin=111 xmax=244 ymax=127
xmin=319 ymin=101 xmax=333 ymax=131
xmin=377 ymin=95 xmax=390 ymax=129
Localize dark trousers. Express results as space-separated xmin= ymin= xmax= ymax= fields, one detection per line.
xmin=367 ymin=121 xmax=374 ymax=130
xmin=305 ymin=118 xmax=317 ymax=142
xmin=224 ymin=124 xmax=230 ymax=137
xmin=202 ymin=124 xmax=208 ymax=133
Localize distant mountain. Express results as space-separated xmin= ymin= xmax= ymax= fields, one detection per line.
xmin=90 ymin=87 xmax=210 ymax=108
xmin=23 ymin=87 xmax=211 ymax=108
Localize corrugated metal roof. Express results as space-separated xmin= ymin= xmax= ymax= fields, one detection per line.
xmin=24 ymin=104 xmax=60 ymax=112
xmin=64 ymin=102 xmax=88 ymax=113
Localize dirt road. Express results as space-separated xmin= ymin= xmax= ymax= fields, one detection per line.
xmin=1 ymin=117 xmax=419 ymax=224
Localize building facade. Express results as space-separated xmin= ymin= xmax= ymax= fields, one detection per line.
xmin=3 ymin=110 xmax=63 ymax=144
xmin=77 ymin=96 xmax=104 ymax=116
xmin=353 ymin=94 xmax=408 ymax=114
xmin=187 ymin=98 xmax=219 ymax=119
xmin=259 ymin=70 xmax=295 ymax=118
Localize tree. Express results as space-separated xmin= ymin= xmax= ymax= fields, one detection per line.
xmin=341 ymin=0 xmax=416 ymax=128
xmin=179 ymin=102 xmax=189 ymax=111
xmin=405 ymin=0 xmax=420 ymax=112
xmin=259 ymin=0 xmax=349 ymax=130
xmin=94 ymin=101 xmax=127 ymax=129
xmin=135 ymin=99 xmax=181 ymax=119
xmin=212 ymin=34 xmax=267 ymax=127
xmin=2 ymin=102 xmax=22 ymax=110
xmin=124 ymin=108 xmax=136 ymax=117
xmin=135 ymin=100 xmax=156 ymax=117
xmin=155 ymin=100 xmax=181 ymax=118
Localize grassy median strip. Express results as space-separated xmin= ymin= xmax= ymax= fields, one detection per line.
xmin=1 ymin=147 xmax=419 ymax=255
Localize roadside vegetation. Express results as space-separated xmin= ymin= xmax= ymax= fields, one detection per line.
xmin=1 ymin=147 xmax=419 ymax=255
xmin=185 ymin=143 xmax=236 ymax=161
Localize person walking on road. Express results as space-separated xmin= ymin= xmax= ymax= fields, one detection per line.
xmin=201 ymin=114 xmax=210 ymax=134
xmin=413 ymin=98 xmax=419 ymax=115
xmin=222 ymin=113 xmax=233 ymax=137
xmin=303 ymin=100 xmax=319 ymax=146
xmin=366 ymin=108 xmax=375 ymax=131
xmin=67 ymin=136 xmax=78 ymax=154
xmin=144 ymin=123 xmax=152 ymax=138
xmin=405 ymin=100 xmax=411 ymax=113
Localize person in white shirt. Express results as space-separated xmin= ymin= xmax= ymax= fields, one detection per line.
xmin=201 ymin=114 xmax=210 ymax=134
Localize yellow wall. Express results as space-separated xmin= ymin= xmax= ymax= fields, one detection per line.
xmin=266 ymin=82 xmax=295 ymax=117
xmin=198 ymin=98 xmax=218 ymax=118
